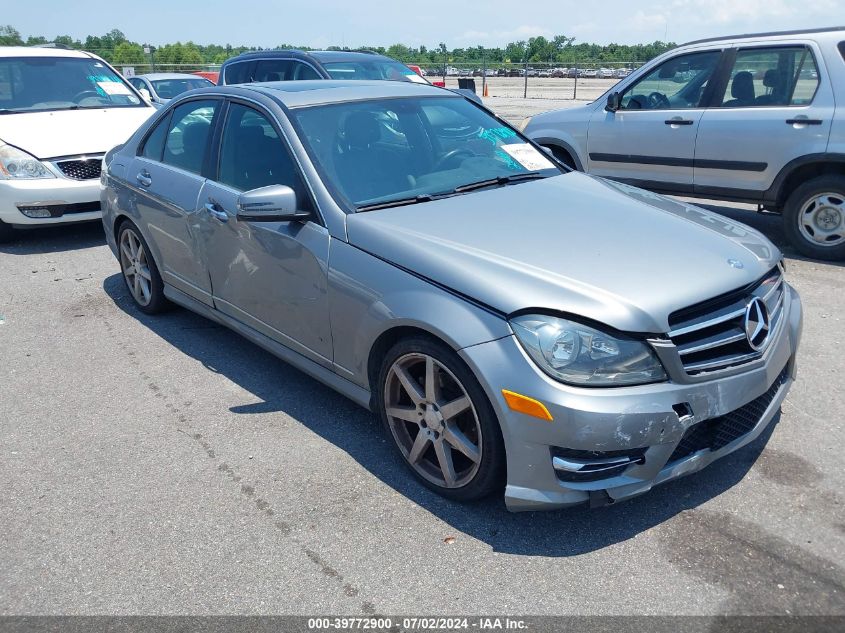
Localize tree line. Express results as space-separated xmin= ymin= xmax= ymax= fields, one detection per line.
xmin=0 ymin=25 xmax=676 ymax=67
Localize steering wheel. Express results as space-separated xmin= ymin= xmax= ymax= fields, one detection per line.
xmin=647 ymin=91 xmax=670 ymax=109
xmin=72 ymin=90 xmax=104 ymax=104
xmin=433 ymin=148 xmax=475 ymax=171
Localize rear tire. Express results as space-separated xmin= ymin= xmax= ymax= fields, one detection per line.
xmin=0 ymin=220 xmax=15 ymax=244
xmin=117 ymin=221 xmax=171 ymax=314
xmin=782 ymin=175 xmax=845 ymax=261
xmin=376 ymin=336 xmax=506 ymax=502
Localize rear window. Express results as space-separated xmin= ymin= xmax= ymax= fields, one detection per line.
xmin=223 ymin=61 xmax=253 ymax=85
xmin=322 ymin=60 xmax=421 ymax=82
xmin=839 ymin=41 xmax=845 ymax=62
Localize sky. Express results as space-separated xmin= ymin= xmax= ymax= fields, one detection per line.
xmin=5 ymin=0 xmax=844 ymax=49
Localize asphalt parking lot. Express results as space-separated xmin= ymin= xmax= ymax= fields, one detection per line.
xmin=1 ymin=101 xmax=844 ymax=616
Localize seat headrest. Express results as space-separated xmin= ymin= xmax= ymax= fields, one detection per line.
xmin=344 ymin=111 xmax=381 ymax=149
xmin=731 ymin=71 xmax=755 ymax=101
xmin=763 ymin=69 xmax=784 ymax=89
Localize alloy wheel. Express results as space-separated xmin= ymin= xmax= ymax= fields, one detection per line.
xmin=119 ymin=228 xmax=153 ymax=306
xmin=384 ymin=352 xmax=483 ymax=489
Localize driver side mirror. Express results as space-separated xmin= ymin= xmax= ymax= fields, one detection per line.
xmin=605 ymin=92 xmax=621 ymax=112
xmin=236 ymin=185 xmax=311 ymax=222
xmin=138 ymin=87 xmax=151 ymax=101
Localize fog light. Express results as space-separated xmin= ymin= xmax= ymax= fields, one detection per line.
xmin=18 ymin=206 xmax=52 ymax=218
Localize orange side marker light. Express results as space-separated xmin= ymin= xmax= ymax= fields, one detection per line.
xmin=501 ymin=389 xmax=553 ymax=422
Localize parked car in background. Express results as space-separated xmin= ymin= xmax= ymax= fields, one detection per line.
xmin=219 ymin=50 xmax=428 ymax=86
xmin=522 ymin=27 xmax=845 ymax=260
xmin=0 ymin=46 xmax=154 ymax=242
xmin=582 ymin=68 xmax=598 ymax=78
xmin=616 ymin=67 xmax=633 ymax=78
xmin=598 ymin=68 xmax=615 ymax=79
xmin=193 ymin=70 xmax=220 ymax=84
xmin=127 ymin=73 xmax=214 ymax=108
xmin=102 ymin=79 xmax=800 ymax=511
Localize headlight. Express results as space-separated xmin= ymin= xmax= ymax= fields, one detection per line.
xmin=0 ymin=143 xmax=55 ymax=180
xmin=510 ymin=314 xmax=667 ymax=387
xmin=517 ymin=116 xmax=532 ymax=132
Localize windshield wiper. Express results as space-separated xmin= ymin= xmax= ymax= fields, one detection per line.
xmin=357 ymin=193 xmax=438 ymax=212
xmin=452 ymin=171 xmax=547 ymax=193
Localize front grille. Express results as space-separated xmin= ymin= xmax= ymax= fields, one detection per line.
xmin=667 ymin=267 xmax=785 ymax=375
xmin=668 ymin=365 xmax=789 ymax=463
xmin=55 ymin=157 xmax=103 ymax=180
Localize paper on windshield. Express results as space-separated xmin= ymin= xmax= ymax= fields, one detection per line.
xmin=500 ymin=143 xmax=556 ymax=171
xmin=97 ymin=81 xmax=132 ymax=96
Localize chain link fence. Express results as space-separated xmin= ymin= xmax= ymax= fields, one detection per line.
xmin=116 ymin=60 xmax=647 ymax=101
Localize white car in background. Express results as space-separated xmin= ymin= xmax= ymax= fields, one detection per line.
xmin=0 ymin=46 xmax=154 ymax=242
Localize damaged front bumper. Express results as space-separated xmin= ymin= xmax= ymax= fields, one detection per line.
xmin=459 ymin=284 xmax=802 ymax=512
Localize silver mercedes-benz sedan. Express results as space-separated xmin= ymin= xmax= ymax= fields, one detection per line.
xmin=100 ymin=80 xmax=802 ymax=511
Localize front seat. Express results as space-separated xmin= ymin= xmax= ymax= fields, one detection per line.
xmin=334 ymin=111 xmax=409 ymax=203
xmin=723 ymin=71 xmax=755 ymax=107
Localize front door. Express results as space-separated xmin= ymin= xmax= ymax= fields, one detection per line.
xmin=130 ymin=98 xmax=220 ymax=304
xmin=694 ymin=43 xmax=834 ymax=195
xmin=197 ymin=101 xmax=333 ymax=365
xmin=587 ymin=49 xmax=724 ymax=190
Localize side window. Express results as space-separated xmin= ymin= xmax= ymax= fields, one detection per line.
xmin=720 ymin=46 xmax=820 ymax=108
xmin=141 ymin=112 xmax=171 ymax=161
xmin=620 ymin=50 xmax=721 ymax=110
xmin=217 ymin=103 xmax=309 ymax=204
xmin=254 ymin=59 xmax=293 ymax=82
xmin=291 ymin=62 xmax=321 ymax=81
xmin=224 ymin=61 xmax=253 ymax=85
xmin=161 ymin=99 xmax=218 ymax=175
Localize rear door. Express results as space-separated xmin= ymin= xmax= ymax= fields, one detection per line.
xmin=694 ymin=42 xmax=834 ymax=196
xmin=129 ymin=98 xmax=221 ymax=305
xmin=587 ymin=48 xmax=724 ymax=190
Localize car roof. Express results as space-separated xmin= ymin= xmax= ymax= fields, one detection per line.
xmin=683 ymin=26 xmax=845 ymax=46
xmin=137 ymin=73 xmax=211 ymax=80
xmin=0 ymin=46 xmax=93 ymax=59
xmin=223 ymin=49 xmax=396 ymax=64
xmin=192 ymin=80 xmax=454 ymax=108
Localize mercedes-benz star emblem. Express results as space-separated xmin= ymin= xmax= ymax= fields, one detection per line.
xmin=744 ymin=297 xmax=770 ymax=351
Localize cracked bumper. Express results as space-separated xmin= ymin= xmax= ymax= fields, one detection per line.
xmin=459 ymin=284 xmax=803 ymax=512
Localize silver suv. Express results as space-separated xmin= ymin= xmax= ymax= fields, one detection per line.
xmin=523 ymin=27 xmax=845 ymax=261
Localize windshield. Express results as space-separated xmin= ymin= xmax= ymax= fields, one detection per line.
xmin=290 ymin=96 xmax=561 ymax=209
xmin=0 ymin=56 xmax=143 ymax=113
xmin=322 ymin=60 xmax=423 ymax=82
xmin=150 ymin=77 xmax=213 ymax=99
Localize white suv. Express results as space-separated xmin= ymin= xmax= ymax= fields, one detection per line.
xmin=0 ymin=46 xmax=154 ymax=242
xmin=523 ymin=27 xmax=845 ymax=261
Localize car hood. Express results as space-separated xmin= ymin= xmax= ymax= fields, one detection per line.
xmin=0 ymin=107 xmax=155 ymax=159
xmin=345 ymin=173 xmax=780 ymax=334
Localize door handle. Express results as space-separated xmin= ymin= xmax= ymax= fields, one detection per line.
xmin=664 ymin=118 xmax=694 ymax=126
xmin=204 ymin=200 xmax=229 ymax=222
xmin=785 ymin=118 xmax=822 ymax=126
xmin=136 ymin=170 xmax=152 ymax=187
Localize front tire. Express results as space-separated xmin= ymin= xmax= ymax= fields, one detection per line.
xmin=0 ymin=220 xmax=15 ymax=244
xmin=117 ymin=221 xmax=170 ymax=314
xmin=783 ymin=175 xmax=845 ymax=261
xmin=376 ymin=336 xmax=506 ymax=502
